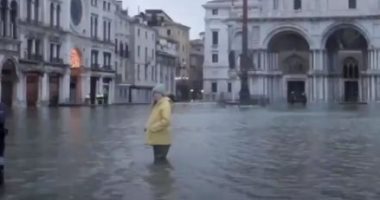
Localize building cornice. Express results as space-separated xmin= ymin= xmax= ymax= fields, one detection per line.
xmin=225 ymin=14 xmax=380 ymax=23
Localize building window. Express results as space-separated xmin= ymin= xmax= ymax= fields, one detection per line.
xmin=103 ymin=52 xmax=111 ymax=68
xmin=103 ymin=1 xmax=106 ymax=10
xmin=212 ymin=9 xmax=218 ymax=15
xmin=27 ymin=0 xmax=32 ymax=21
xmin=125 ymin=43 xmax=129 ymax=58
xmin=103 ymin=20 xmax=106 ymax=40
xmin=50 ymin=43 xmax=55 ymax=61
xmin=115 ymin=39 xmax=118 ymax=53
xmin=35 ymin=39 xmax=41 ymax=56
xmin=212 ymin=82 xmax=218 ymax=93
xmin=91 ymin=15 xmax=98 ymax=38
xmin=57 ymin=5 xmax=61 ymax=27
xmin=56 ymin=44 xmax=61 ymax=60
xmin=212 ymin=31 xmax=218 ymax=46
xmin=273 ymin=0 xmax=279 ymax=10
xmin=228 ymin=83 xmax=232 ymax=93
xmin=91 ymin=50 xmax=99 ymax=67
xmin=27 ymin=39 xmax=33 ymax=57
xmin=137 ymin=28 xmax=140 ymax=37
xmin=145 ymin=31 xmax=148 ymax=39
xmin=167 ymin=29 xmax=171 ymax=36
xmin=137 ymin=46 xmax=140 ymax=58
xmin=10 ymin=1 xmax=18 ymax=38
xmin=212 ymin=53 xmax=218 ymax=63
xmin=119 ymin=43 xmax=124 ymax=56
xmin=107 ymin=21 xmax=111 ymax=41
xmin=145 ymin=47 xmax=148 ymax=62
xmin=349 ymin=0 xmax=356 ymax=9
xmin=35 ymin=0 xmax=39 ymax=22
xmin=294 ymin=0 xmax=301 ymax=10
xmin=107 ymin=2 xmax=111 ymax=11
xmin=50 ymin=3 xmax=54 ymax=26
xmin=145 ymin=64 xmax=148 ymax=80
xmin=137 ymin=64 xmax=140 ymax=80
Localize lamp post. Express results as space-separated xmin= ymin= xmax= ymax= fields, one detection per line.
xmin=239 ymin=0 xmax=251 ymax=104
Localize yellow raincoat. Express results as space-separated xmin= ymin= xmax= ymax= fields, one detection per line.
xmin=145 ymin=97 xmax=172 ymax=145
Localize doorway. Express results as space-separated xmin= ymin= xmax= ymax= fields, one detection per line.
xmin=342 ymin=57 xmax=359 ymax=103
xmin=344 ymin=81 xmax=359 ymax=102
xmin=1 ymin=60 xmax=17 ymax=107
xmin=287 ymin=81 xmax=306 ymax=103
xmin=26 ymin=73 xmax=39 ymax=107
xmin=49 ymin=75 xmax=60 ymax=106
xmin=90 ymin=77 xmax=98 ymax=105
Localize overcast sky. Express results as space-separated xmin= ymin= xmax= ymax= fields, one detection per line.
xmin=123 ymin=0 xmax=208 ymax=39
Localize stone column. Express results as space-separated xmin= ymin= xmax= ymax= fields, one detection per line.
xmin=15 ymin=73 xmax=26 ymax=107
xmin=81 ymin=74 xmax=90 ymax=104
xmin=98 ymin=76 xmax=104 ymax=96
xmin=40 ymin=73 xmax=49 ymax=106
xmin=369 ymin=50 xmax=374 ymax=70
xmin=372 ymin=50 xmax=375 ymax=70
xmin=107 ymin=79 xmax=114 ymax=104
xmin=374 ymin=49 xmax=378 ymax=70
xmin=59 ymin=71 xmax=70 ymax=104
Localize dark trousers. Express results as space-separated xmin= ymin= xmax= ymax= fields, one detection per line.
xmin=0 ymin=126 xmax=7 ymax=186
xmin=153 ymin=145 xmax=170 ymax=162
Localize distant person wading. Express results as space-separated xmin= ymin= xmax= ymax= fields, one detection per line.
xmin=145 ymin=84 xmax=172 ymax=163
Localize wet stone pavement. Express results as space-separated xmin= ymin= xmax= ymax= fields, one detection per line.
xmin=1 ymin=103 xmax=380 ymax=200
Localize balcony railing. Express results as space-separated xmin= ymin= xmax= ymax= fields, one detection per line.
xmin=103 ymin=65 xmax=113 ymax=70
xmin=91 ymin=63 xmax=100 ymax=69
xmin=27 ymin=54 xmax=44 ymax=62
xmin=50 ymin=58 xmax=63 ymax=64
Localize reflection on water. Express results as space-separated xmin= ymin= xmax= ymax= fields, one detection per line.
xmin=1 ymin=104 xmax=380 ymax=200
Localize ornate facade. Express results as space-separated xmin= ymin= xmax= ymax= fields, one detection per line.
xmin=203 ymin=0 xmax=380 ymax=103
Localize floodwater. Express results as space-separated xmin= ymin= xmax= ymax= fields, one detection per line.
xmin=1 ymin=103 xmax=380 ymax=200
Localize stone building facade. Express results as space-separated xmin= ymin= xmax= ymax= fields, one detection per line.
xmin=144 ymin=10 xmax=191 ymax=100
xmin=128 ymin=15 xmax=158 ymax=104
xmin=203 ymin=0 xmax=380 ymax=103
xmin=0 ymin=0 xmax=120 ymax=107
xmin=156 ymin=37 xmax=177 ymax=96
xmin=190 ymin=38 xmax=204 ymax=100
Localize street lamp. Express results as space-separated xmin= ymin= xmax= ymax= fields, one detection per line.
xmin=239 ymin=0 xmax=251 ymax=104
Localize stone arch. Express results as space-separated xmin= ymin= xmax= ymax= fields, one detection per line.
xmin=263 ymin=25 xmax=313 ymax=49
xmin=0 ymin=56 xmax=19 ymax=78
xmin=321 ymin=22 xmax=371 ymax=49
xmin=1 ymin=57 xmax=18 ymax=107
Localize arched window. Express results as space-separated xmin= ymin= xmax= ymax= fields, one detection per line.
xmin=343 ymin=57 xmax=359 ymax=79
xmin=56 ymin=4 xmax=61 ymax=27
xmin=50 ymin=3 xmax=54 ymax=26
xmin=10 ymin=0 xmax=16 ymax=38
xmin=294 ymin=0 xmax=301 ymax=10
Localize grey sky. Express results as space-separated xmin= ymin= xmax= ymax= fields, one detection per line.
xmin=123 ymin=0 xmax=207 ymax=39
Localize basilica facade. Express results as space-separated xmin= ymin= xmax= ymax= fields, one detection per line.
xmin=203 ymin=0 xmax=380 ymax=103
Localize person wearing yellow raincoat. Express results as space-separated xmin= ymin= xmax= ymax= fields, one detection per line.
xmin=145 ymin=84 xmax=172 ymax=162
